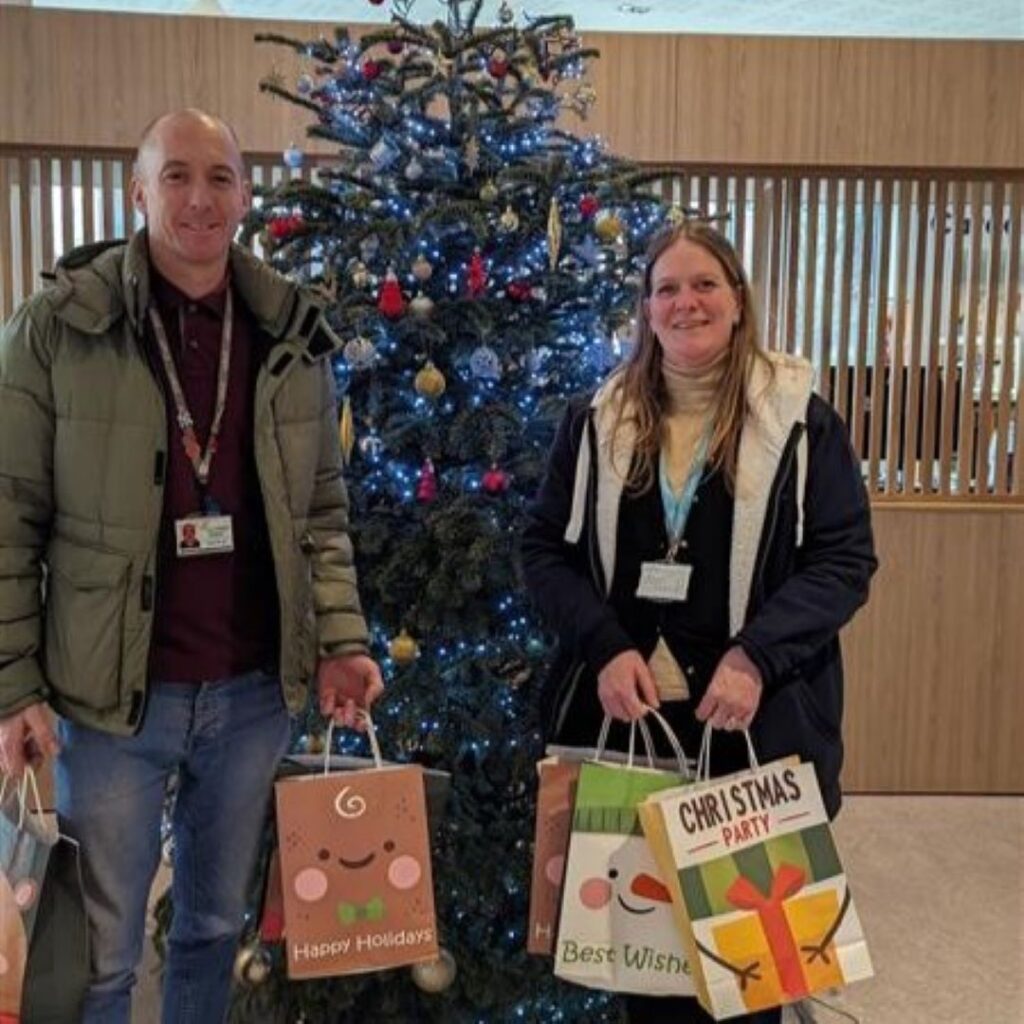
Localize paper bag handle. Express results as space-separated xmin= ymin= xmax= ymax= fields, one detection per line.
xmin=696 ymin=722 xmax=759 ymax=782
xmin=0 ymin=766 xmax=45 ymax=830
xmin=638 ymin=705 xmax=694 ymax=779
xmin=594 ymin=716 xmax=655 ymax=769
xmin=323 ymin=710 xmax=385 ymax=775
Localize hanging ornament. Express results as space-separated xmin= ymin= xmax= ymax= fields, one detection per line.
xmin=343 ymin=336 xmax=376 ymax=369
xmin=387 ymin=38 xmax=404 ymax=54
xmin=358 ymin=431 xmax=385 ymax=460
xmin=405 ymin=157 xmax=424 ymax=181
xmin=666 ymin=204 xmax=686 ymax=226
xmin=349 ymin=260 xmax=371 ymax=289
xmin=410 ymin=948 xmax=457 ymax=993
xmin=282 ymin=142 xmax=304 ymax=169
xmin=267 ymin=214 xmax=303 ymax=242
xmin=547 ymin=196 xmax=563 ymax=270
xmin=482 ymin=463 xmax=511 ymax=495
xmin=411 ymin=254 xmax=434 ymax=282
xmin=498 ymin=205 xmax=519 ymax=233
xmin=595 ymin=211 xmax=624 ymax=243
xmin=369 ymin=135 xmax=401 ymax=171
xmin=479 ymin=180 xmax=499 ymax=203
xmin=488 ymin=53 xmax=509 ymax=79
xmin=416 ymin=458 xmax=438 ymax=503
xmin=362 ymin=59 xmax=383 ymax=81
xmin=506 ymin=280 xmax=532 ymax=302
xmin=339 ymin=397 xmax=355 ymax=465
xmin=498 ymin=1 xmax=514 ymax=24
xmin=389 ymin=628 xmax=420 ymax=665
xmin=233 ymin=941 xmax=273 ymax=987
xmin=409 ymin=292 xmax=435 ymax=318
xmin=359 ymin=234 xmax=380 ymax=262
xmin=414 ymin=361 xmax=447 ymax=398
xmin=573 ymin=236 xmax=601 ymax=267
xmin=377 ymin=268 xmax=406 ymax=319
xmin=579 ymin=193 xmax=600 ymax=219
xmin=368 ymin=0 xmax=387 ymax=5
xmin=575 ymin=83 xmax=598 ymax=108
xmin=467 ymin=249 xmax=487 ymax=297
xmin=463 ymin=136 xmax=480 ymax=173
xmin=296 ymin=73 xmax=315 ymax=95
xmin=470 ymin=344 xmax=502 ymax=381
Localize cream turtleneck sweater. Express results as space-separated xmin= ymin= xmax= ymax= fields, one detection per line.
xmin=660 ymin=352 xmax=727 ymax=493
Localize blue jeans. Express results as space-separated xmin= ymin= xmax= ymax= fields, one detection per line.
xmin=56 ymin=669 xmax=291 ymax=1024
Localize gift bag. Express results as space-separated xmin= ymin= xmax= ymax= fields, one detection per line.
xmin=0 ymin=770 xmax=89 ymax=1023
xmin=274 ymin=717 xmax=439 ymax=979
xmin=554 ymin=711 xmax=696 ymax=995
xmin=641 ymin=729 xmax=873 ymax=1019
xmin=528 ymin=718 xmax=691 ymax=956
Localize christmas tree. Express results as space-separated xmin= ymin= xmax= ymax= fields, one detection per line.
xmin=232 ymin=1 xmax=679 ymax=1019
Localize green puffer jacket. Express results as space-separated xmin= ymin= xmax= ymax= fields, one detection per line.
xmin=0 ymin=232 xmax=369 ymax=733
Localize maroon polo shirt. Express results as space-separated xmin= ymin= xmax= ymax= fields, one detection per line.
xmin=147 ymin=270 xmax=280 ymax=682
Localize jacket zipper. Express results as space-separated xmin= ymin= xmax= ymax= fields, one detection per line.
xmin=748 ymin=423 xmax=805 ymax=615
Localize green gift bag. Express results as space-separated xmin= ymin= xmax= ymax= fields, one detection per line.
xmin=553 ymin=710 xmax=696 ymax=996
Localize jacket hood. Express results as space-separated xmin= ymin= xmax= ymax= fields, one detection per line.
xmin=50 ymin=231 xmax=341 ymax=360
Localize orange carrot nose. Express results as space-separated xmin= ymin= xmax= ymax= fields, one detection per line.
xmin=631 ymin=872 xmax=672 ymax=902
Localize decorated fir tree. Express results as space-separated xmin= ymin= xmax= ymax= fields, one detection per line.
xmin=230 ymin=1 xmax=683 ymax=1019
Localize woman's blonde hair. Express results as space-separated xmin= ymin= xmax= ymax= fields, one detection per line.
xmin=609 ymin=220 xmax=771 ymax=492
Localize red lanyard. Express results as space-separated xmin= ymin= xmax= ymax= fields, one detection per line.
xmin=148 ymin=289 xmax=233 ymax=490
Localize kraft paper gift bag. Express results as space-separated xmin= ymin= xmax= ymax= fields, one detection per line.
xmin=553 ymin=711 xmax=697 ymax=996
xmin=0 ymin=770 xmax=88 ymax=1024
xmin=274 ymin=716 xmax=439 ymax=979
xmin=527 ymin=717 xmax=692 ymax=956
xmin=640 ymin=728 xmax=873 ymax=1020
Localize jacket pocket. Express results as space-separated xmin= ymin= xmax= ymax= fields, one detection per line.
xmin=44 ymin=538 xmax=129 ymax=711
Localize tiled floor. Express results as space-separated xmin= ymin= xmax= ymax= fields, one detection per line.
xmin=134 ymin=795 xmax=1024 ymax=1023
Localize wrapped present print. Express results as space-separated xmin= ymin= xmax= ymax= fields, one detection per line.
xmin=641 ymin=756 xmax=873 ymax=1019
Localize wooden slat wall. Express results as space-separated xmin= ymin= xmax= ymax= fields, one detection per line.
xmin=3 ymin=9 xmax=1023 ymax=168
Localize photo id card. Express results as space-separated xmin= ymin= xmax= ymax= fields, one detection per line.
xmin=175 ymin=514 xmax=234 ymax=558
xmin=636 ymin=560 xmax=692 ymax=603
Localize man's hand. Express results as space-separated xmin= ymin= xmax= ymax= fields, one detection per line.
xmin=0 ymin=703 xmax=59 ymax=779
xmin=597 ymin=650 xmax=660 ymax=721
xmin=696 ymin=646 xmax=763 ymax=730
xmin=316 ymin=654 xmax=385 ymax=729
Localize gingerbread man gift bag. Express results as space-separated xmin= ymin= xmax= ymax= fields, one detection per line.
xmin=274 ymin=718 xmax=439 ymax=979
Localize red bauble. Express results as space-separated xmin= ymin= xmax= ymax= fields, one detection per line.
xmin=506 ymin=280 xmax=532 ymax=302
xmin=362 ymin=59 xmax=382 ymax=81
xmin=377 ymin=269 xmax=406 ymax=319
xmin=488 ymin=55 xmax=509 ymax=78
xmin=267 ymin=214 xmax=303 ymax=241
xmin=579 ymin=194 xmax=599 ymax=219
xmin=467 ymin=249 xmax=487 ymax=297
xmin=416 ymin=458 xmax=438 ymax=502
xmin=481 ymin=464 xmax=511 ymax=495
xmin=387 ymin=39 xmax=404 ymax=54
xmin=368 ymin=0 xmax=386 ymax=6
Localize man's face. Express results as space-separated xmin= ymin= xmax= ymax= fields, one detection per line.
xmin=131 ymin=113 xmax=250 ymax=285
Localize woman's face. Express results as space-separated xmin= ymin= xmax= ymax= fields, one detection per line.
xmin=644 ymin=238 xmax=741 ymax=371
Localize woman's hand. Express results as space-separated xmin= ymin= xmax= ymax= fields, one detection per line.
xmin=696 ymin=646 xmax=763 ymax=730
xmin=597 ymin=650 xmax=660 ymax=721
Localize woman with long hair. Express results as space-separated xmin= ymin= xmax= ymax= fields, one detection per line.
xmin=521 ymin=220 xmax=877 ymax=1023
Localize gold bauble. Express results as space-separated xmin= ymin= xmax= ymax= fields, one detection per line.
xmin=499 ymin=205 xmax=520 ymax=233
xmin=595 ymin=212 xmax=624 ymax=243
xmin=479 ymin=180 xmax=499 ymax=203
xmin=411 ymin=254 xmax=434 ymax=282
xmin=389 ymin=629 xmax=420 ymax=665
xmin=339 ymin=396 xmax=355 ymax=465
xmin=414 ymin=361 xmax=447 ymax=398
xmin=410 ymin=948 xmax=456 ymax=993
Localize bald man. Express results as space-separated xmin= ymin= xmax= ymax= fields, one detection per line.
xmin=0 ymin=110 xmax=382 ymax=1023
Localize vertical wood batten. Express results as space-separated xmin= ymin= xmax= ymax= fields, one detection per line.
xmin=922 ymin=178 xmax=948 ymax=492
xmin=940 ymin=181 xmax=965 ymax=494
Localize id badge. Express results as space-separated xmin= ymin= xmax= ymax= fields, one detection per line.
xmin=636 ymin=561 xmax=692 ymax=602
xmin=175 ymin=514 xmax=234 ymax=558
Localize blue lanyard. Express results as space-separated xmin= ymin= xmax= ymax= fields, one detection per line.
xmin=658 ymin=425 xmax=711 ymax=559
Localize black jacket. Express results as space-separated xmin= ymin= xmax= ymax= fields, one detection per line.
xmin=521 ymin=356 xmax=877 ymax=816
